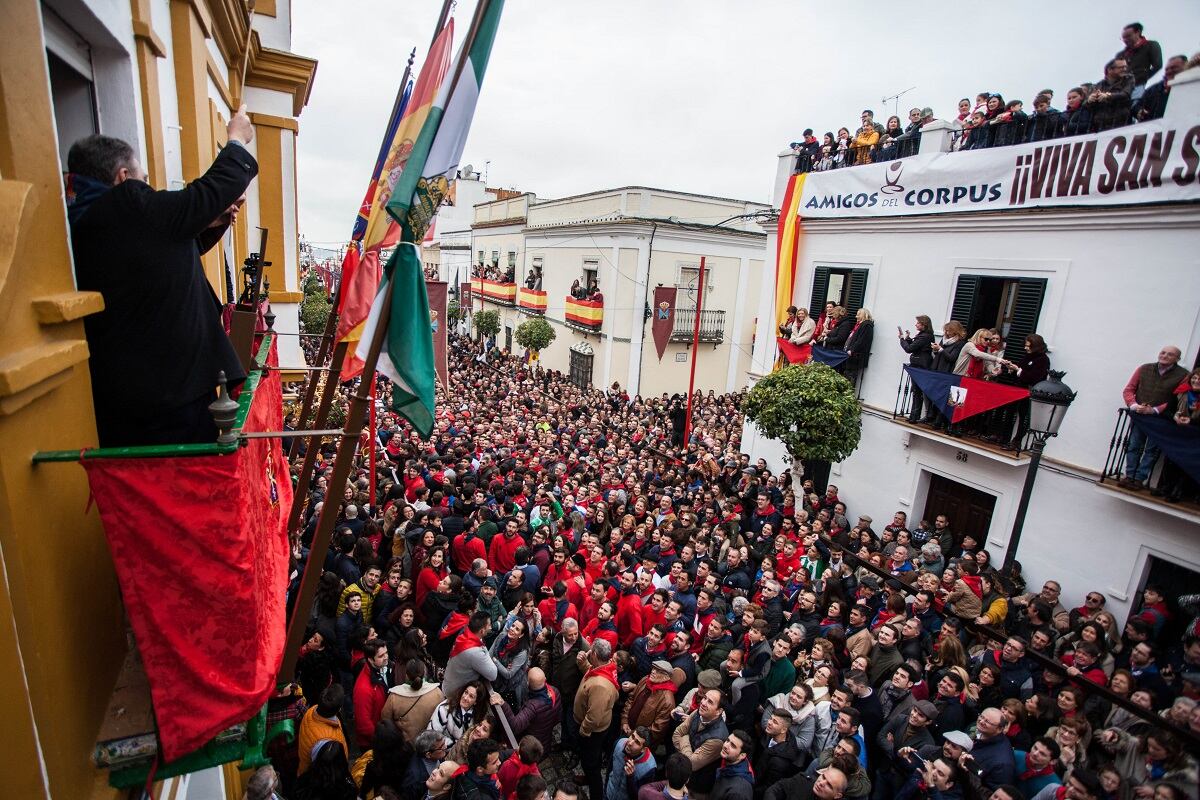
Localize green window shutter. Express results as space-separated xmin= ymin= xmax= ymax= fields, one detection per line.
xmin=950 ymin=274 xmax=980 ymax=327
xmin=845 ymin=269 xmax=869 ymax=315
xmin=1003 ymin=278 xmax=1047 ymax=361
xmin=807 ymin=267 xmax=830 ymax=315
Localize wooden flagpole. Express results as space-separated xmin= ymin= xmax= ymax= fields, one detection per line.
xmin=279 ymin=0 xmax=489 ymax=682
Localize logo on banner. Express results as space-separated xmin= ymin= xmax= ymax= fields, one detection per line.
xmin=881 ymin=162 xmax=905 ymax=194
xmin=948 ymin=386 xmax=968 ymax=407
xmin=658 ymin=301 xmax=671 ymax=320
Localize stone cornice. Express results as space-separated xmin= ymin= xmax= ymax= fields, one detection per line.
xmin=245 ymin=31 xmax=317 ymax=116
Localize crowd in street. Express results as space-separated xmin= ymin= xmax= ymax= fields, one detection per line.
xmin=260 ymin=331 xmax=1200 ymax=800
xmin=788 ymin=23 xmax=1195 ymax=171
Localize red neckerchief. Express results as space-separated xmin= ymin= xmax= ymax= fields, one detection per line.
xmin=1020 ymin=762 xmax=1054 ymax=781
xmin=584 ymin=660 xmax=619 ymax=690
xmin=646 ymin=678 xmax=678 ymax=693
xmin=450 ymin=628 xmax=484 ymax=658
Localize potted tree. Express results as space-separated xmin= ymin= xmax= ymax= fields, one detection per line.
xmin=741 ymin=363 xmax=862 ymax=493
xmin=514 ymin=317 xmax=556 ymax=364
xmin=474 ymin=309 xmax=501 ymax=344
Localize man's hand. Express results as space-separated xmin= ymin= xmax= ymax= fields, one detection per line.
xmin=623 ymin=758 xmax=635 ymax=776
xmin=227 ymin=104 xmax=254 ymax=146
xmin=489 ymin=691 xmax=504 ymax=706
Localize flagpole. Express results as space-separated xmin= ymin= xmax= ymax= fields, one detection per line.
xmin=286 ymin=45 xmax=415 ymax=464
xmin=284 ymin=45 xmax=422 ymax=545
xmin=279 ymin=0 xmax=493 ymax=683
xmin=682 ymin=255 xmax=706 ymax=444
xmin=369 ymin=377 xmax=378 ymax=505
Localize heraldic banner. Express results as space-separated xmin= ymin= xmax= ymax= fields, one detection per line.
xmin=652 ymin=286 xmax=676 ymax=361
xmin=426 ymin=280 xmax=449 ymax=390
xmin=82 ymin=339 xmax=292 ymax=762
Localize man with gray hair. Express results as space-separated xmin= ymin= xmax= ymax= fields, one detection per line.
xmin=919 ymin=543 xmax=945 ymax=577
xmin=402 ymin=729 xmax=449 ymax=798
xmin=67 ymin=107 xmax=258 ymax=447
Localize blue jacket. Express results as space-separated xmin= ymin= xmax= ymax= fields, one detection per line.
xmin=970 ymin=733 xmax=1016 ymax=791
xmin=605 ymin=739 xmax=657 ymax=800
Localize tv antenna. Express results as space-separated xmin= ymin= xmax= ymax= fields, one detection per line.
xmin=881 ymin=86 xmax=917 ymax=118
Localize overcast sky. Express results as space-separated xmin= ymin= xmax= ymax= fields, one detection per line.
xmin=292 ymin=0 xmax=1200 ymax=245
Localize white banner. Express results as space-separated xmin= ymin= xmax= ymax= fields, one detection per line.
xmin=797 ymin=118 xmax=1200 ymax=218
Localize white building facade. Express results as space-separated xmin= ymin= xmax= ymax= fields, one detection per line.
xmin=469 ymin=187 xmax=768 ymax=397
xmin=745 ymin=70 xmax=1200 ymax=623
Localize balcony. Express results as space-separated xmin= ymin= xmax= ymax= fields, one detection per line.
xmin=1097 ymin=408 xmax=1200 ymax=520
xmin=793 ymin=114 xmax=1137 ymax=175
xmin=891 ymin=367 xmax=1031 ymax=463
xmin=518 ymin=287 xmax=546 ymax=315
xmin=669 ymin=308 xmax=726 ymax=343
xmin=471 ymin=277 xmax=517 ymax=306
xmin=564 ymin=296 xmax=603 ymax=332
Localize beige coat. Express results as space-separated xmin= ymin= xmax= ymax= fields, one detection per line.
xmin=573 ymin=668 xmax=620 ymax=736
xmin=380 ymin=679 xmax=443 ymax=744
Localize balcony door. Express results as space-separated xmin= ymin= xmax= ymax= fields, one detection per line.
xmin=950 ymin=275 xmax=1046 ymax=361
xmin=808 ymin=266 xmax=868 ymax=316
xmin=921 ymin=473 xmax=996 ymax=547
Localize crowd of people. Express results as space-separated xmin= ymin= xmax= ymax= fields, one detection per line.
xmin=252 ymin=323 xmax=1200 ymax=800
xmin=788 ymin=23 xmax=1195 ymax=173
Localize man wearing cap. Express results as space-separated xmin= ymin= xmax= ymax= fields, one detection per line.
xmin=877 ymin=701 xmax=940 ymax=795
xmin=621 ymin=660 xmax=678 ymax=748
xmin=672 ymin=668 xmax=723 ymax=723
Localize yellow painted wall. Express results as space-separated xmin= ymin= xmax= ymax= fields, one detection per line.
xmin=0 ymin=3 xmax=127 ymax=798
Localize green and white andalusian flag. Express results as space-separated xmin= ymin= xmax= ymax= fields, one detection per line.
xmin=356 ymin=0 xmax=505 ymax=437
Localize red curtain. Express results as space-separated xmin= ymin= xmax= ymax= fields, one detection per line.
xmin=83 ymin=344 xmax=291 ymax=762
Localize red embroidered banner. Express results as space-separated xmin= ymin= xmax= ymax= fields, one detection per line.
xmin=83 ymin=342 xmax=291 ymax=762
xmin=426 ymin=279 xmax=449 ymax=390
xmin=652 ymin=286 xmax=676 ymax=361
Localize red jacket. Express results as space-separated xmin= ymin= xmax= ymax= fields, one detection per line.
xmin=538 ymin=596 xmax=579 ymax=633
xmin=352 ymin=665 xmax=389 ymax=748
xmin=617 ymin=590 xmax=646 ymax=647
xmin=452 ymin=531 xmax=487 ymax=573
xmin=488 ymin=532 xmax=524 ymax=574
xmin=583 ymin=618 xmax=619 ymax=650
xmin=497 ymin=753 xmax=541 ymax=800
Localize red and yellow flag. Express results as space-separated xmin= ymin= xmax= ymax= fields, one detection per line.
xmin=334 ymin=22 xmax=455 ymax=379
xmin=774 ymin=172 xmax=806 ymax=331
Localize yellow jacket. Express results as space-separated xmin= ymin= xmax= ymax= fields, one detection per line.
xmin=297 ymin=705 xmax=348 ymax=774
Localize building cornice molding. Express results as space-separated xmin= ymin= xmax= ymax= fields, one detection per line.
xmin=794 ymin=202 xmax=1200 ymax=234
xmin=522 ymin=218 xmax=765 ymax=247
xmin=245 ymin=31 xmax=317 ymax=116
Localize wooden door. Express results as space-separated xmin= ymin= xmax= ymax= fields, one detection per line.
xmin=922 ymin=473 xmax=996 ymax=545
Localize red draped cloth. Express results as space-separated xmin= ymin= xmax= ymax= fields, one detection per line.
xmin=777 ymin=336 xmax=812 ymax=365
xmin=83 ymin=341 xmax=291 ymax=762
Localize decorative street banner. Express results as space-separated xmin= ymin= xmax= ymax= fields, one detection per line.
xmin=426 ymin=280 xmax=449 ymax=390
xmin=904 ymin=365 xmax=1030 ymax=423
xmin=652 ymin=286 xmax=677 ymax=361
xmin=796 ymin=118 xmax=1200 ymax=218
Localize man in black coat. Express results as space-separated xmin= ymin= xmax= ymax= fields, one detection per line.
xmin=67 ymin=107 xmax=258 ymax=446
xmin=755 ymin=708 xmax=806 ymax=798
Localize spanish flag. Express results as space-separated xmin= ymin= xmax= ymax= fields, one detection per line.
xmin=774 ymin=173 xmax=806 ymax=331
xmin=334 ymin=21 xmax=455 ymax=380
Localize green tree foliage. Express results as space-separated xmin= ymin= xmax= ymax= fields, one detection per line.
xmin=299 ymin=290 xmax=332 ymax=334
xmin=514 ymin=317 xmax=556 ymax=352
xmin=447 ymin=298 xmax=462 ymax=324
xmin=474 ymin=309 xmax=501 ymax=339
xmin=742 ymin=363 xmax=861 ymax=464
